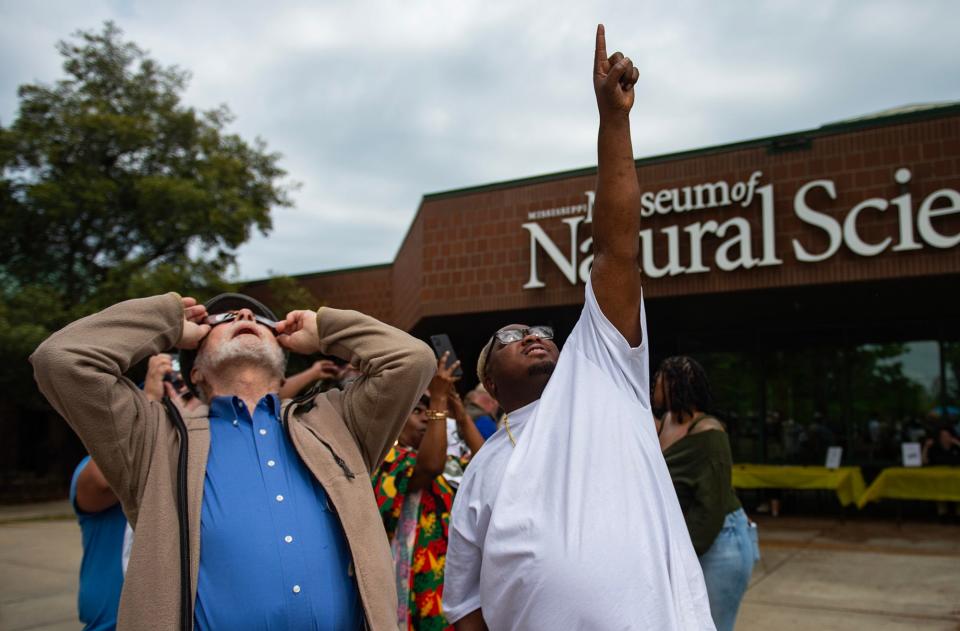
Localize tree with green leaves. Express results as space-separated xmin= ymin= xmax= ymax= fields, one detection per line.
xmin=0 ymin=22 xmax=294 ymax=494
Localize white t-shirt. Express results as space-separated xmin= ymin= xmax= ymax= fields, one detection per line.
xmin=443 ymin=278 xmax=714 ymax=630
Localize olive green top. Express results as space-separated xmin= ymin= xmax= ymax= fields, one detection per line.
xmin=662 ymin=419 xmax=741 ymax=556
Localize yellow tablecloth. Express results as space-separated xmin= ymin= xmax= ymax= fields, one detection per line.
xmin=732 ymin=464 xmax=867 ymax=507
xmin=857 ymin=467 xmax=960 ymax=508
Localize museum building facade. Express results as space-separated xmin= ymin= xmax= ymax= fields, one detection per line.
xmin=248 ymin=103 xmax=960 ymax=467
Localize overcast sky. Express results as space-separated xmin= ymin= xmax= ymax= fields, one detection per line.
xmin=2 ymin=0 xmax=958 ymax=281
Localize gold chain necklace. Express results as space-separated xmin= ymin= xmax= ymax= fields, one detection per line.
xmin=504 ymin=414 xmax=516 ymax=447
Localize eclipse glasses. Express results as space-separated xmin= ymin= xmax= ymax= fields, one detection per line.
xmin=204 ymin=311 xmax=280 ymax=335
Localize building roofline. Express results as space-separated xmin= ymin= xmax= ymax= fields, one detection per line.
xmin=243 ymin=262 xmax=392 ymax=286
xmin=421 ymin=101 xmax=960 ymax=202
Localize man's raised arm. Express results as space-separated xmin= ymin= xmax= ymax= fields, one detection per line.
xmin=29 ymin=295 xmax=210 ymax=524
xmin=590 ymin=24 xmax=643 ymax=347
xmin=277 ymin=307 xmax=436 ymax=470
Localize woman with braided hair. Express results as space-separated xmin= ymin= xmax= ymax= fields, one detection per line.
xmin=653 ymin=355 xmax=757 ymax=631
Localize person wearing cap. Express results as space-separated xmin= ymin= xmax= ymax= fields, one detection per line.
xmin=31 ymin=290 xmax=436 ymax=630
xmin=441 ymin=26 xmax=714 ymax=631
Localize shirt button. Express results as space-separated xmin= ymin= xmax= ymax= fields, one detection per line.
xmin=232 ymin=419 xmax=239 ymax=427
xmin=276 ymin=494 xmax=284 ymax=502
xmin=267 ymin=460 xmax=276 ymax=467
xmin=259 ymin=429 xmax=267 ymax=436
xmin=284 ymin=535 xmax=293 ymax=543
xmin=292 ymin=585 xmax=301 ymax=594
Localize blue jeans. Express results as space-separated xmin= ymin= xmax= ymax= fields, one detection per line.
xmin=699 ymin=508 xmax=757 ymax=631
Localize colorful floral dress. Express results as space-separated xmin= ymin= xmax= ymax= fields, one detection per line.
xmin=372 ymin=445 xmax=455 ymax=631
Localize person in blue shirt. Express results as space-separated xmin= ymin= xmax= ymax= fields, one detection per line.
xmin=70 ymin=457 xmax=130 ymax=631
xmin=464 ymin=385 xmax=500 ymax=440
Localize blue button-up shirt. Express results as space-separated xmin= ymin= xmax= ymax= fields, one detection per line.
xmin=194 ymin=394 xmax=362 ymax=630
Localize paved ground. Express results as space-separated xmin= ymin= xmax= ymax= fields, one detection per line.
xmin=0 ymin=502 xmax=79 ymax=631
xmin=740 ymin=516 xmax=960 ymax=630
xmin=1 ymin=504 xmax=958 ymax=630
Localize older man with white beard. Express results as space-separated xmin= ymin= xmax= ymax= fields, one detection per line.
xmin=31 ymin=291 xmax=436 ymax=631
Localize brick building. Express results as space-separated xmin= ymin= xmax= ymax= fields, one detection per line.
xmin=248 ymin=103 xmax=960 ymax=468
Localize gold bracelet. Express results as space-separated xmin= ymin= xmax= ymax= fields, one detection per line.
xmin=426 ymin=410 xmax=447 ymax=422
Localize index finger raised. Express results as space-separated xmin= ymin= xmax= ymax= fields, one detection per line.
xmin=594 ymin=23 xmax=607 ymax=71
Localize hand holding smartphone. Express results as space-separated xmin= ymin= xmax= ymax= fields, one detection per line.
xmin=429 ymin=334 xmax=463 ymax=378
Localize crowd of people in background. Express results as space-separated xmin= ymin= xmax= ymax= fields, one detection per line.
xmin=763 ymin=407 xmax=960 ymax=468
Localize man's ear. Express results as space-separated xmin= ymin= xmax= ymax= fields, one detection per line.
xmin=191 ymin=366 xmax=203 ymax=390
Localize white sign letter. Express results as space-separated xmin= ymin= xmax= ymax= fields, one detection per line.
xmin=917 ymin=189 xmax=960 ymax=249
xmin=793 ymin=179 xmax=842 ymax=262
xmin=843 ymin=198 xmax=892 ymax=256
xmin=756 ymin=184 xmax=783 ymax=267
xmin=522 ymin=217 xmax=585 ymax=289
xmin=891 ymin=168 xmax=922 ymax=252
xmin=640 ymin=226 xmax=687 ymax=278
xmin=715 ymin=217 xmax=758 ymax=271
xmin=683 ymin=221 xmax=718 ymax=274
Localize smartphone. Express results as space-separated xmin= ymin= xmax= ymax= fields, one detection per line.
xmin=429 ymin=334 xmax=463 ymax=378
xmin=164 ymin=356 xmax=186 ymax=391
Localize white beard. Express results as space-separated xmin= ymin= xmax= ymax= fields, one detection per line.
xmin=195 ymin=335 xmax=286 ymax=380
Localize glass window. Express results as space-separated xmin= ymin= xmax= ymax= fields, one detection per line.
xmin=941 ymin=341 xmax=960 ymax=434
xmin=763 ymin=347 xmax=847 ymax=465
xmin=696 ymin=352 xmax=761 ymax=463
xmin=849 ymin=341 xmax=941 ymax=465
xmin=671 ymin=339 xmax=951 ymax=467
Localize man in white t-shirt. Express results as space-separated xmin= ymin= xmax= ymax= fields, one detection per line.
xmin=442 ymin=25 xmax=715 ymax=631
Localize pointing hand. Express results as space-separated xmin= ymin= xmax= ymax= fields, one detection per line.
xmin=593 ymin=24 xmax=639 ymax=117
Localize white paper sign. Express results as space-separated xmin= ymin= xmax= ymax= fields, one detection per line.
xmin=824 ymin=446 xmax=843 ymax=470
xmin=901 ymin=442 xmax=922 ymax=467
